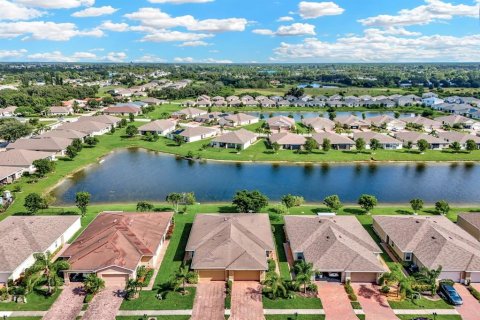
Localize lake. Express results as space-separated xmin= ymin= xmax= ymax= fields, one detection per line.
xmin=51 ymin=148 xmax=480 ymax=205
xmin=247 ymin=111 xmax=415 ymax=122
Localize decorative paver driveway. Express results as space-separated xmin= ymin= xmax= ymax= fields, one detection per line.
xmin=43 ymin=283 xmax=85 ymax=320
xmin=230 ymin=281 xmax=265 ymax=320
xmin=191 ymin=282 xmax=225 ymax=320
xmin=317 ymin=281 xmax=358 ymax=320
xmin=82 ymin=287 xmax=124 ymax=320
xmin=352 ymin=283 xmax=398 ymax=320
xmin=454 ymin=284 xmax=479 ymax=320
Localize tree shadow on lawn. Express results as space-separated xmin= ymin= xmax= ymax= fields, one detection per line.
xmin=343 ymin=207 xmax=366 ymax=215
xmin=395 ymin=209 xmax=413 ymax=215
xmin=217 ymin=205 xmax=239 ymax=213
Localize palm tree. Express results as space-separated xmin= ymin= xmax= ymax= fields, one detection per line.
xmin=83 ymin=274 xmax=105 ymax=295
xmin=293 ymin=260 xmax=313 ymax=293
xmin=30 ymin=252 xmax=70 ymax=295
xmin=125 ymin=278 xmax=142 ymax=300
xmin=398 ymin=276 xmax=415 ymax=299
xmin=415 ymin=266 xmax=442 ymax=296
xmin=262 ymin=272 xmax=287 ymax=299
xmin=175 ymin=265 xmax=195 ymax=295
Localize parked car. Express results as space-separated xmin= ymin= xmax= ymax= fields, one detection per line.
xmin=439 ymin=283 xmax=463 ymax=305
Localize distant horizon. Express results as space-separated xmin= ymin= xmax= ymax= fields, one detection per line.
xmin=0 ymin=0 xmax=479 ymax=63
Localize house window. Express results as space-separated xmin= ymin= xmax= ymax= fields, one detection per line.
xmin=405 ymin=252 xmax=413 ymax=261
xmin=296 ymin=253 xmax=304 ymax=260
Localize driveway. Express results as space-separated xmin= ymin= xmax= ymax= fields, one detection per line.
xmin=230 ymin=281 xmax=264 ymax=320
xmin=43 ymin=283 xmax=85 ymax=320
xmin=352 ymin=283 xmax=397 ymax=320
xmin=82 ymin=287 xmax=124 ymax=320
xmin=454 ymin=284 xmax=479 ymax=320
xmin=191 ymin=282 xmax=225 ymax=320
xmin=317 ymin=282 xmax=357 ymax=320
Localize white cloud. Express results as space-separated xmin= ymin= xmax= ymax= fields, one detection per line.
xmin=0 ymin=49 xmax=27 ymax=59
xmin=253 ymin=23 xmax=316 ymax=36
xmin=27 ymin=50 xmax=97 ymax=62
xmin=203 ymin=58 xmax=232 ymax=63
xmin=72 ymin=6 xmax=118 ymax=18
xmin=15 ymin=0 xmax=94 ymax=9
xmin=135 ymin=54 xmax=166 ymax=62
xmin=0 ymin=0 xmax=44 ymax=21
xmin=178 ymin=40 xmax=209 ymax=46
xmin=148 ymin=0 xmax=213 ymax=3
xmin=124 ymin=7 xmax=247 ymax=32
xmin=174 ymin=57 xmax=194 ymax=63
xmin=99 ymin=20 xmax=130 ymax=32
xmin=271 ymin=30 xmax=480 ymax=62
xmin=0 ymin=21 xmax=103 ymax=40
xmin=277 ymin=16 xmax=294 ymax=22
xmin=140 ymin=30 xmax=213 ymax=42
xmin=359 ymin=0 xmax=479 ymax=27
xmin=299 ymin=1 xmax=345 ymax=19
xmin=104 ymin=51 xmax=127 ymax=62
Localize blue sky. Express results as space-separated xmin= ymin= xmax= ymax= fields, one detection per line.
xmin=0 ymin=0 xmax=479 ymax=63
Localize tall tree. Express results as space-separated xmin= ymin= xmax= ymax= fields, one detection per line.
xmin=75 ymin=192 xmax=91 ymax=217
xmin=30 ymin=252 xmax=70 ymax=295
xmin=323 ymin=195 xmax=342 ymax=212
xmin=232 ymin=190 xmax=269 ymax=213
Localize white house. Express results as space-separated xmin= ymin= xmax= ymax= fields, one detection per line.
xmin=0 ymin=216 xmax=81 ymax=285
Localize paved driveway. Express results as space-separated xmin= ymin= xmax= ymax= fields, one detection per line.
xmin=83 ymin=287 xmax=124 ymax=320
xmin=352 ymin=283 xmax=397 ymax=320
xmin=454 ymin=284 xmax=480 ymax=320
xmin=43 ymin=283 xmax=85 ymax=320
xmin=191 ymin=282 xmax=225 ymax=320
xmin=317 ymin=282 xmax=358 ymax=320
xmin=230 ymin=281 xmax=264 ymax=320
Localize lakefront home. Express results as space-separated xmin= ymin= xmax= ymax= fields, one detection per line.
xmin=7 ymin=137 xmax=72 ymax=156
xmin=373 ymin=215 xmax=480 ymax=283
xmin=352 ymin=132 xmax=403 ymax=150
xmin=173 ymin=126 xmax=218 ymax=143
xmin=185 ymin=214 xmax=275 ymax=281
xmin=311 ymin=132 xmax=355 ymax=150
xmin=61 ymin=212 xmax=173 ymax=287
xmin=457 ymin=213 xmax=480 ymax=241
xmin=0 ymin=216 xmax=81 ymax=285
xmin=301 ymin=117 xmax=335 ymax=132
xmin=437 ymin=132 xmax=480 ymax=149
xmin=269 ymin=132 xmax=306 ymax=150
xmin=219 ymin=113 xmax=259 ymax=127
xmin=266 ymin=116 xmax=296 ymax=132
xmin=402 ymin=116 xmax=442 ymax=132
xmin=211 ymin=129 xmax=257 ymax=150
xmin=394 ymin=132 xmax=449 ymax=150
xmin=367 ymin=115 xmax=406 ymax=131
xmin=138 ymin=120 xmax=176 ymax=136
xmin=435 ymin=115 xmax=480 ymax=130
xmin=0 ymin=166 xmax=24 ymax=185
xmin=0 ymin=149 xmax=56 ymax=173
xmin=334 ymin=115 xmax=370 ymax=130
xmin=284 ymin=215 xmax=386 ymax=283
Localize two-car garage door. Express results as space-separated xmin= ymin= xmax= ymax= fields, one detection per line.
xmin=198 ymin=270 xmax=261 ymax=281
xmin=350 ymin=272 xmax=378 ymax=283
xmin=101 ymin=274 xmax=129 ymax=288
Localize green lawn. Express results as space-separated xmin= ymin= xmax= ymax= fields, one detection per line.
xmin=397 ymin=316 xmax=461 ymax=320
xmin=263 ymin=294 xmax=323 ymax=309
xmin=0 ymin=290 xmax=61 ymax=311
xmin=120 ymin=287 xmax=196 ymax=310
xmin=265 ymin=315 xmax=325 ymax=320
xmin=388 ymin=297 xmax=454 ymax=309
xmin=116 ymin=316 xmax=190 ymax=320
xmin=271 ymin=222 xmax=291 ymax=280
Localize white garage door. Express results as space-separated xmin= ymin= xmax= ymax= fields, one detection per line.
xmin=439 ymin=272 xmax=461 ymax=283
xmin=470 ymin=272 xmax=480 ymax=283
xmin=101 ymin=274 xmax=128 ymax=288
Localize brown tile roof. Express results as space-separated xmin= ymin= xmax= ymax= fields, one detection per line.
xmin=353 ymin=132 xmax=402 ymax=144
xmin=77 ymin=115 xmax=121 ymax=125
xmin=186 ymin=214 xmax=275 ymax=271
xmin=302 ymin=117 xmax=335 ymax=131
xmin=312 ymin=132 xmax=354 ymax=145
xmin=266 ymin=116 xmax=296 ymax=128
xmin=285 ymin=216 xmax=385 ymax=273
xmin=0 ymin=149 xmax=54 ymax=167
xmin=223 ymin=113 xmax=258 ymax=123
xmin=61 ymin=212 xmax=173 ymax=273
xmin=458 ymin=213 xmax=480 ymax=230
xmin=179 ymin=126 xmax=217 ymax=138
xmin=174 ymin=107 xmax=206 ymax=117
xmin=403 ymin=116 xmax=442 ymax=128
xmin=0 ymin=166 xmax=23 ymax=179
xmin=212 ymin=129 xmax=257 ymax=144
xmin=57 ymin=121 xmax=110 ymax=134
xmin=138 ymin=120 xmax=176 ymax=132
xmin=0 ymin=216 xmax=80 ymax=272
xmin=437 ymin=131 xmax=480 ymax=144
xmin=269 ymin=132 xmax=306 ymax=145
xmin=38 ymin=129 xmax=88 ymax=140
xmin=394 ymin=132 xmax=447 ymax=144
xmin=373 ymin=215 xmax=480 ymax=272
xmin=367 ymin=115 xmax=406 ymax=127
xmin=7 ymin=137 xmax=72 ymax=152
xmin=104 ymin=106 xmax=140 ymax=114
xmin=435 ymin=115 xmax=474 ymax=126
xmin=49 ymin=106 xmax=72 ymax=114
xmin=335 ymin=115 xmax=369 ymax=127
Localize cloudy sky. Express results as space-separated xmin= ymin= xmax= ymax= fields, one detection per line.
xmin=0 ymin=0 xmax=479 ymax=63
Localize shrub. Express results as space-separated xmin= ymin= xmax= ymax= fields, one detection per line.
xmin=344 ymin=281 xmax=357 ymax=301
xmin=439 ymin=279 xmax=455 ymax=286
xmin=186 ymin=271 xmax=198 ymax=284
xmin=468 ymin=285 xmax=480 ymax=301
xmin=268 ymin=259 xmax=276 ymax=272
xmin=307 ymin=283 xmax=318 ymax=293
xmin=12 ymin=185 xmax=21 ymax=192
xmin=380 ymin=285 xmax=390 ymax=294
xmin=84 ymin=293 xmax=94 ymax=303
